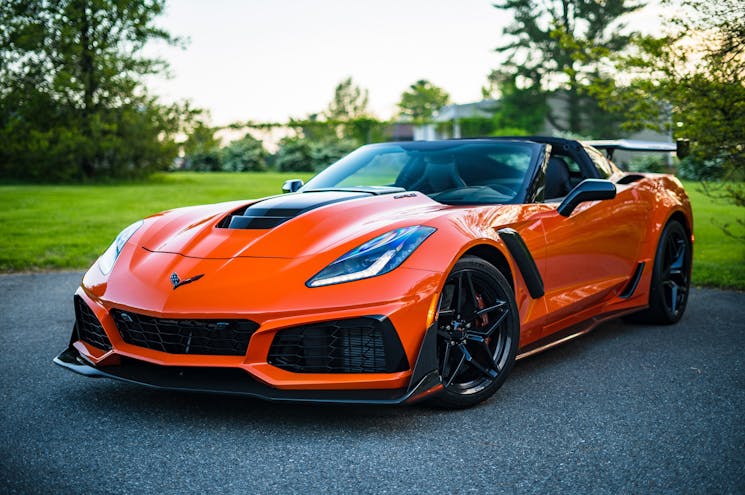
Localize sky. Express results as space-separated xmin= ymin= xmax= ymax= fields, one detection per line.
xmin=144 ymin=0 xmax=665 ymax=127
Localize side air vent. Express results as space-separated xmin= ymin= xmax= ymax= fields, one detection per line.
xmin=268 ymin=317 xmax=409 ymax=373
xmin=620 ymin=262 xmax=646 ymax=299
xmin=617 ymin=174 xmax=646 ymax=185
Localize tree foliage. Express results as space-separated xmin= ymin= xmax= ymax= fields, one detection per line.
xmin=592 ymin=0 xmax=744 ymax=174
xmin=397 ymin=80 xmax=450 ymax=123
xmin=0 ymin=0 xmax=190 ymax=181
xmin=591 ymin=0 xmax=744 ymax=237
xmin=221 ymin=133 xmax=267 ymax=172
xmin=274 ymin=135 xmax=356 ymax=173
xmin=493 ymin=0 xmax=643 ymax=136
xmin=597 ymin=0 xmax=744 ymax=237
xmin=325 ymin=77 xmax=370 ymax=121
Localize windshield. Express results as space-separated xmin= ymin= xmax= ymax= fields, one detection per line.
xmin=302 ymin=140 xmax=541 ymax=204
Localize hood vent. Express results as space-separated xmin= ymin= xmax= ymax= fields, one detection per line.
xmin=219 ymin=191 xmax=371 ymax=230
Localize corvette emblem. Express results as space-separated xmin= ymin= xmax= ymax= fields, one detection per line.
xmin=170 ymin=272 xmax=204 ymax=290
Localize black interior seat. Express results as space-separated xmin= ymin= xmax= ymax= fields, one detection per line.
xmin=409 ymin=160 xmax=466 ymax=194
xmin=545 ymin=156 xmax=573 ymax=199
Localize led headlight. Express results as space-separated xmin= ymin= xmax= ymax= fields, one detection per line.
xmin=307 ymin=226 xmax=436 ymax=287
xmin=98 ymin=220 xmax=143 ymax=275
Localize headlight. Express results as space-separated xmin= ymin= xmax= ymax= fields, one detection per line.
xmin=307 ymin=226 xmax=436 ymax=287
xmin=98 ymin=220 xmax=144 ymax=275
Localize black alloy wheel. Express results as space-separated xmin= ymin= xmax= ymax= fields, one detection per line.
xmin=429 ymin=256 xmax=519 ymax=409
xmin=628 ymin=220 xmax=692 ymax=325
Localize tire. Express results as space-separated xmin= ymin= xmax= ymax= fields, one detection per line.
xmin=627 ymin=220 xmax=692 ymax=325
xmin=428 ymin=256 xmax=520 ymax=409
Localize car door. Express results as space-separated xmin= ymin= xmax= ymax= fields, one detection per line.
xmin=539 ymin=146 xmax=650 ymax=326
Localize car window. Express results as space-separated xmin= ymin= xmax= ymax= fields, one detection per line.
xmin=303 ymin=141 xmax=542 ymax=205
xmin=336 ymin=152 xmax=406 ymax=187
xmin=584 ymin=146 xmax=614 ymax=178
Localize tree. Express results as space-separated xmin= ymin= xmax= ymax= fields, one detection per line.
xmin=397 ymin=80 xmax=450 ymax=123
xmin=325 ymin=77 xmax=370 ymax=121
xmin=493 ymin=0 xmax=643 ymax=136
xmin=483 ymin=71 xmax=547 ymax=134
xmin=0 ymin=0 xmax=188 ymax=180
xmin=591 ymin=0 xmax=744 ymax=236
xmin=180 ymin=118 xmax=221 ymax=171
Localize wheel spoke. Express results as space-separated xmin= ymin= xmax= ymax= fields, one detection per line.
xmin=471 ymin=309 xmax=509 ymax=337
xmin=670 ymin=283 xmax=679 ymax=313
xmin=459 ymin=343 xmax=498 ymax=379
xmin=441 ymin=342 xmax=452 ymax=378
xmin=455 ymin=272 xmax=464 ymax=316
xmin=464 ymin=300 xmax=507 ymax=323
xmin=465 ymin=271 xmax=481 ymax=318
xmin=445 ymin=351 xmax=466 ymax=387
xmin=491 ymin=332 xmax=506 ymax=367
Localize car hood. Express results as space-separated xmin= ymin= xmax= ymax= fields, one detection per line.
xmin=138 ymin=190 xmax=447 ymax=259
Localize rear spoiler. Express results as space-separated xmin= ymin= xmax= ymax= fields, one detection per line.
xmin=586 ymin=139 xmax=690 ymax=160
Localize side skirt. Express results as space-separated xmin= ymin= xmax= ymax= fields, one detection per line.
xmin=516 ymin=306 xmax=644 ymax=360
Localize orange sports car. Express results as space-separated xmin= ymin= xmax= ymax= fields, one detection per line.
xmin=54 ymin=137 xmax=693 ymax=408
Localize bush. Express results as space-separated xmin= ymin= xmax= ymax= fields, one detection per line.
xmin=221 ymin=134 xmax=267 ymax=172
xmin=677 ymin=156 xmax=726 ymax=181
xmin=185 ymin=149 xmax=222 ymax=171
xmin=310 ymin=140 xmax=358 ymax=170
xmin=625 ymin=155 xmax=670 ymax=174
xmin=274 ymin=137 xmax=314 ymax=172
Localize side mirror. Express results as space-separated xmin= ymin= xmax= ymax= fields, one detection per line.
xmin=557 ymin=179 xmax=616 ymax=217
xmin=282 ymin=179 xmax=303 ymax=193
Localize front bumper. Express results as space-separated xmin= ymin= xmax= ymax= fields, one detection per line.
xmin=54 ymin=339 xmax=444 ymax=405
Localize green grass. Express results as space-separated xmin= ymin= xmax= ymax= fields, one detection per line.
xmin=683 ymin=181 xmax=745 ymax=290
xmin=0 ymin=174 xmax=742 ymax=289
xmin=0 ymin=172 xmax=312 ymax=272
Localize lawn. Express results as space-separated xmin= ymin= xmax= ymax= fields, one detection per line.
xmin=0 ymin=174 xmax=742 ymax=289
xmin=0 ymin=172 xmax=312 ymax=272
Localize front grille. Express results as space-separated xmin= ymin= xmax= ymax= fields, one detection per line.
xmin=74 ymin=296 xmax=112 ymax=351
xmin=111 ymin=310 xmax=258 ymax=356
xmin=268 ymin=317 xmax=408 ymax=373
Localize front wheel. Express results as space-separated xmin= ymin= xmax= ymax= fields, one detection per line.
xmin=628 ymin=220 xmax=692 ymax=324
xmin=428 ymin=256 xmax=519 ymax=409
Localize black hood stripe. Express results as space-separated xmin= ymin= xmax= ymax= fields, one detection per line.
xmin=221 ymin=191 xmax=371 ymax=230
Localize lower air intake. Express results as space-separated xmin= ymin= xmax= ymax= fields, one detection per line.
xmin=268 ymin=317 xmax=409 ymax=373
xmin=74 ymin=296 xmax=112 ymax=351
xmin=111 ymin=310 xmax=258 ymax=356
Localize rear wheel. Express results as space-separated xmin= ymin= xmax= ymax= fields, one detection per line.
xmin=628 ymin=220 xmax=691 ymax=324
xmin=429 ymin=256 xmax=519 ymax=409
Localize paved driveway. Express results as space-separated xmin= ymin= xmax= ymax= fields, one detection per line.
xmin=1 ymin=272 xmax=743 ymax=494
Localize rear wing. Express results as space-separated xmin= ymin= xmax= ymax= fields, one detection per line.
xmin=586 ymin=139 xmax=690 ymax=160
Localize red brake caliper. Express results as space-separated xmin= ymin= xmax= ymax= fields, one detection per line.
xmin=475 ymin=293 xmax=490 ymax=334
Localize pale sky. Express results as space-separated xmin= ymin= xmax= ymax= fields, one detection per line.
xmin=145 ymin=0 xmax=665 ymax=127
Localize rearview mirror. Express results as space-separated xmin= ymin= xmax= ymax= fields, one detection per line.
xmin=282 ymin=179 xmax=303 ymax=193
xmin=558 ymin=179 xmax=616 ymax=217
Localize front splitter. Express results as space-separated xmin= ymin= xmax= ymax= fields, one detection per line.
xmin=53 ymin=345 xmax=443 ymax=405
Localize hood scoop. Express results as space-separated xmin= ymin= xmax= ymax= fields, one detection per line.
xmin=220 ymin=191 xmax=372 ymax=230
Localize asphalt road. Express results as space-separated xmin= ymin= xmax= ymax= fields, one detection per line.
xmin=0 ymin=272 xmax=743 ymax=494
